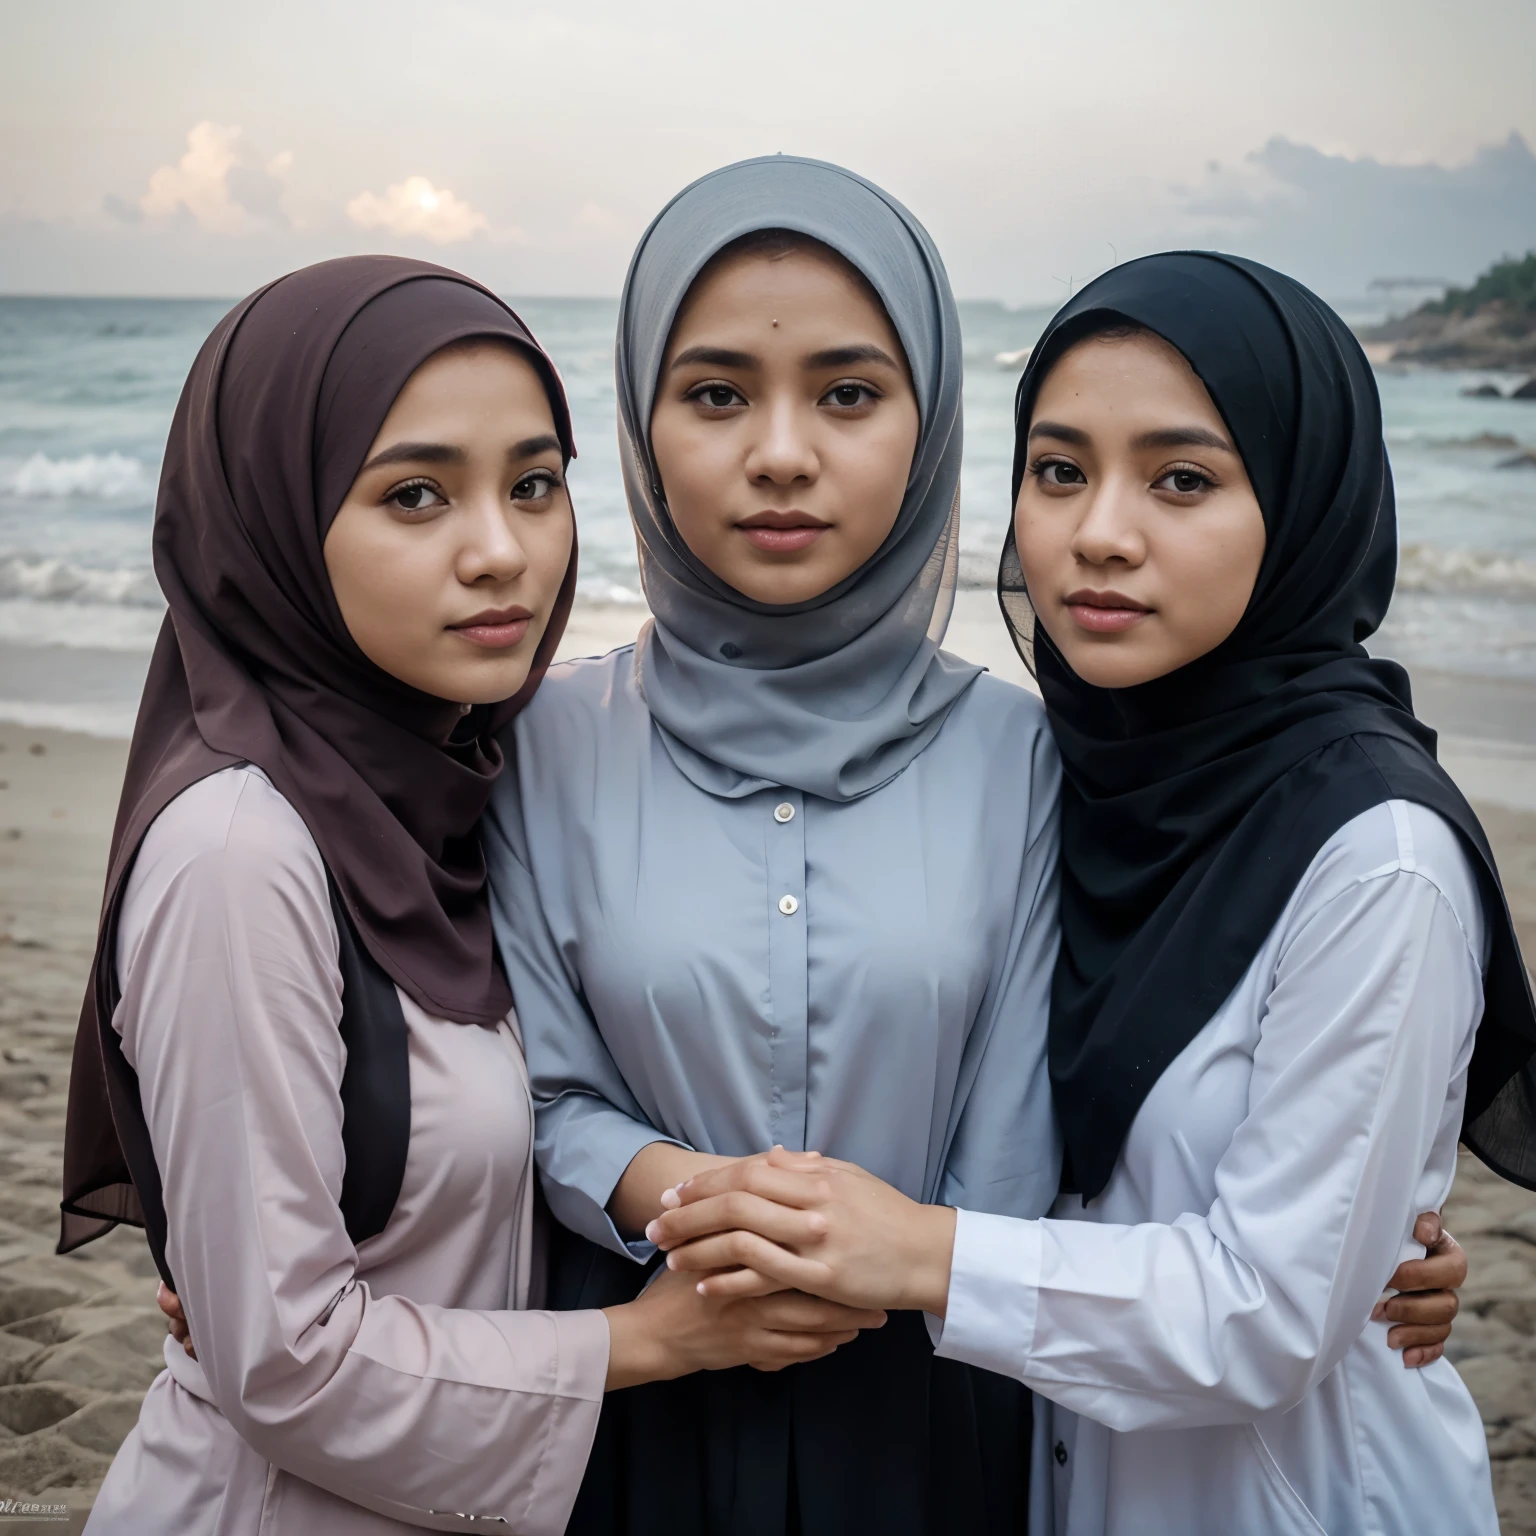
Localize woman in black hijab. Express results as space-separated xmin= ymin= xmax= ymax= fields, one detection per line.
xmin=64 ymin=256 xmax=875 ymax=1535
xmin=649 ymin=252 xmax=1533 ymax=1534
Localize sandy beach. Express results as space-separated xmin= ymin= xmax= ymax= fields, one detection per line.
xmin=1 ymin=592 xmax=1534 ymax=1531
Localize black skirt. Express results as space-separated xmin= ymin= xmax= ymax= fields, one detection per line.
xmin=551 ymin=1224 xmax=1031 ymax=1536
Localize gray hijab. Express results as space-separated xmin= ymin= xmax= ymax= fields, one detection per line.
xmin=618 ymin=155 xmax=981 ymax=802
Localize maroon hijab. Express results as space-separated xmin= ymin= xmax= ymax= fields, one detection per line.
xmin=61 ymin=255 xmax=577 ymax=1252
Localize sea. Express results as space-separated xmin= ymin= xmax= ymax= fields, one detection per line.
xmin=1 ymin=294 xmax=1533 ymax=738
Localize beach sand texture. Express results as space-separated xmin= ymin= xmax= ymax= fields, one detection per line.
xmin=0 ymin=601 xmax=1534 ymax=1533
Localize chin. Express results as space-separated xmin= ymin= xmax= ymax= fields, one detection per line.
xmin=1053 ymin=641 xmax=1156 ymax=691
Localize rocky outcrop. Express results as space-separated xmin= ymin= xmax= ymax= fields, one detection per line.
xmin=1360 ymin=253 xmax=1536 ymax=372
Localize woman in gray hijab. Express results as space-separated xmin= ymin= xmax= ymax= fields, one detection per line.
xmin=484 ymin=156 xmax=1061 ymax=1535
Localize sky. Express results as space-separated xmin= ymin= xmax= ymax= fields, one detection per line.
xmin=3 ymin=0 xmax=1535 ymax=304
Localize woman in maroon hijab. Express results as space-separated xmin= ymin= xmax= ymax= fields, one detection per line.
xmin=62 ymin=256 xmax=880 ymax=1535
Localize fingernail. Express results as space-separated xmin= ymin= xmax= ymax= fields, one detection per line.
xmin=696 ymin=1281 xmax=708 ymax=1295
xmin=659 ymin=1188 xmax=681 ymax=1210
xmin=1371 ymin=1300 xmax=1386 ymax=1321
xmin=645 ymin=1220 xmax=660 ymax=1242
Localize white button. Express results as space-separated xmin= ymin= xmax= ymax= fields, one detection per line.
xmin=778 ymin=894 xmax=800 ymax=916
xmin=774 ymin=802 xmax=795 ymax=823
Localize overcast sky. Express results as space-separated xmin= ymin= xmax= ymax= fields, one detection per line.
xmin=4 ymin=0 xmax=1534 ymax=302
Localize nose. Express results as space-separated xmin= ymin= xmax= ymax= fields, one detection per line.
xmin=456 ymin=488 xmax=530 ymax=586
xmin=743 ymin=392 xmax=819 ymax=488
xmin=1070 ymin=471 xmax=1146 ymax=569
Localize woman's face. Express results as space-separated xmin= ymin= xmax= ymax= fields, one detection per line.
xmin=324 ymin=342 xmax=573 ymax=706
xmin=1013 ymin=330 xmax=1267 ymax=690
xmin=650 ymin=243 xmax=920 ymax=605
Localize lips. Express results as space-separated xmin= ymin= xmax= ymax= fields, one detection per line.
xmin=736 ymin=509 xmax=830 ymax=555
xmin=450 ymin=606 xmax=534 ymax=649
xmin=1063 ymin=588 xmax=1152 ymax=635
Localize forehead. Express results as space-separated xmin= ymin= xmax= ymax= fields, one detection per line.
xmin=670 ymin=245 xmax=900 ymax=344
xmin=1033 ymin=331 xmax=1219 ymax=422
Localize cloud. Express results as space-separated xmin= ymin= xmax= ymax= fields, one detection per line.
xmin=1173 ymin=132 xmax=1536 ymax=295
xmin=345 ymin=176 xmax=497 ymax=245
xmin=571 ymin=201 xmax=635 ymax=242
xmin=137 ymin=122 xmax=291 ymax=234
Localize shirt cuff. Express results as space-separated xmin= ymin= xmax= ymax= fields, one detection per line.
xmin=928 ymin=1207 xmax=1042 ymax=1383
xmin=540 ymin=1109 xmax=690 ymax=1263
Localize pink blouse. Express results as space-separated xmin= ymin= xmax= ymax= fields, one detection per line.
xmin=86 ymin=765 xmax=608 ymax=1535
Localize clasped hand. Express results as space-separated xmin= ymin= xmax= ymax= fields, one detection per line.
xmin=645 ymin=1146 xmax=956 ymax=1318
xmin=644 ymin=1147 xmax=1467 ymax=1368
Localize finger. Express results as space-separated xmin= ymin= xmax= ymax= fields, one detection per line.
xmin=751 ymin=1294 xmax=887 ymax=1332
xmin=671 ymin=1161 xmax=830 ymax=1212
xmin=669 ymin=1231 xmax=828 ymax=1294
xmin=1378 ymin=1290 xmax=1458 ymax=1327
xmin=666 ymin=1230 xmax=821 ymax=1284
xmin=748 ymin=1328 xmax=859 ymax=1364
xmin=690 ymin=1266 xmax=794 ymax=1300
xmin=157 ymin=1282 xmax=186 ymax=1324
xmin=649 ymin=1191 xmax=828 ymax=1250
xmin=1387 ymin=1321 xmax=1454 ymax=1351
xmin=1403 ymin=1342 xmax=1444 ymax=1369
xmin=1387 ymin=1231 xmax=1465 ymax=1295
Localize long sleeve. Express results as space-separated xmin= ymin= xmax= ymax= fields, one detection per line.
xmin=934 ymin=723 xmax=1061 ymax=1220
xmin=484 ymin=776 xmax=684 ymax=1261
xmin=935 ymin=822 xmax=1485 ymax=1433
xmin=115 ymin=770 xmax=608 ymax=1534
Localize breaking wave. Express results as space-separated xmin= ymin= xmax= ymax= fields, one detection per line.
xmin=1398 ymin=543 xmax=1536 ymax=596
xmin=0 ymin=556 xmax=162 ymax=607
xmin=0 ymin=452 xmax=152 ymax=500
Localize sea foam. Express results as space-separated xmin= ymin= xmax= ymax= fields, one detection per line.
xmin=1398 ymin=543 xmax=1536 ymax=595
xmin=0 ymin=556 xmax=162 ymax=607
xmin=1 ymin=452 xmax=152 ymax=500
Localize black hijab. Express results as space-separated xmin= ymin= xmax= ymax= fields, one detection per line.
xmin=62 ymin=256 xmax=577 ymax=1257
xmin=997 ymin=251 xmax=1536 ymax=1203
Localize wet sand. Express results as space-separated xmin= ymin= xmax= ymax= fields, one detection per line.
xmin=0 ymin=594 xmax=1533 ymax=1530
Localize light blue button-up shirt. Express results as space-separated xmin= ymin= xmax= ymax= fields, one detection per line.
xmin=485 ymin=647 xmax=1062 ymax=1260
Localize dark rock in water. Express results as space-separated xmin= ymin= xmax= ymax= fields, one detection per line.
xmin=1513 ymin=377 xmax=1536 ymax=400
xmin=1463 ymin=383 xmax=1505 ymax=398
xmin=1497 ymin=451 xmax=1536 ymax=470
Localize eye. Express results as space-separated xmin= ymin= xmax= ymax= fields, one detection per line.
xmin=1153 ymin=465 xmax=1216 ymax=496
xmin=822 ymin=382 xmax=879 ymax=410
xmin=1033 ymin=458 xmax=1087 ymax=487
xmin=511 ymin=469 xmax=561 ymax=503
xmin=385 ymin=479 xmax=446 ymax=514
xmin=687 ymin=382 xmax=746 ymax=412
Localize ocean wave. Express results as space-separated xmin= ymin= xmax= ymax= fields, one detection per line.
xmin=1 ymin=451 xmax=152 ymax=499
xmin=1398 ymin=543 xmax=1536 ymax=595
xmin=0 ymin=556 xmax=162 ymax=607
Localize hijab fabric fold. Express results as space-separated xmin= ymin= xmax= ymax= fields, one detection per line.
xmin=618 ymin=155 xmax=980 ymax=802
xmin=998 ymin=251 xmax=1536 ymax=1202
xmin=62 ymin=255 xmax=577 ymax=1251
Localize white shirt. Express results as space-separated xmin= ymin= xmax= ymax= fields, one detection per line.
xmin=933 ymin=800 xmax=1498 ymax=1536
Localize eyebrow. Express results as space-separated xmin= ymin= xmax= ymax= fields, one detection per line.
xmin=670 ymin=345 xmax=757 ymax=371
xmin=361 ymin=441 xmax=466 ymax=472
xmin=1130 ymin=426 xmax=1234 ymax=453
xmin=1027 ymin=421 xmax=1235 ymax=453
xmin=668 ymin=342 xmax=905 ymax=373
xmin=805 ymin=343 xmax=903 ymax=371
xmin=1028 ymin=420 xmax=1090 ymax=446
xmin=510 ymin=433 xmax=562 ymax=460
xmin=359 ymin=434 xmax=563 ymax=474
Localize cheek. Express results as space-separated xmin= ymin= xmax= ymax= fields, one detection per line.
xmin=1162 ymin=519 xmax=1263 ymax=647
xmin=1011 ymin=489 xmax=1063 ymax=585
xmin=330 ymin=525 xmax=448 ymax=646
